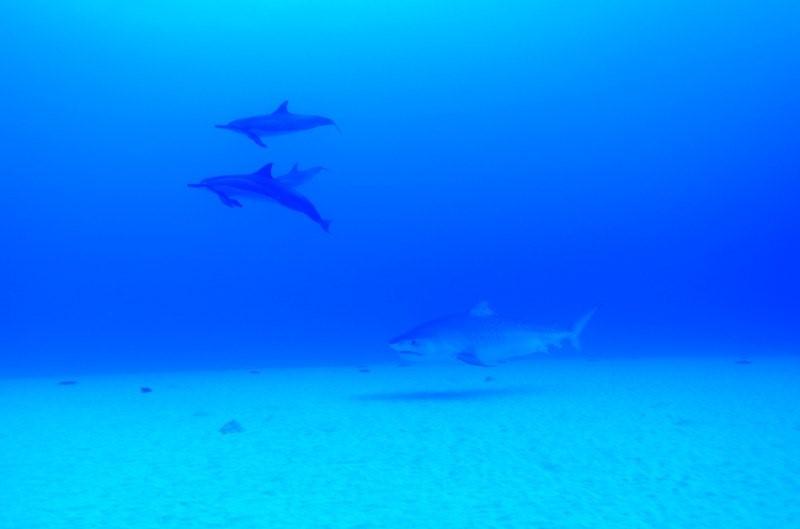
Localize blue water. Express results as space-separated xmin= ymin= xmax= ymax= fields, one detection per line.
xmin=1 ymin=2 xmax=798 ymax=526
xmin=4 ymin=0 xmax=797 ymax=375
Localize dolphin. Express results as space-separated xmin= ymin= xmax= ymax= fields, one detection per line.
xmin=389 ymin=303 xmax=596 ymax=367
xmin=277 ymin=163 xmax=327 ymax=188
xmin=188 ymin=163 xmax=332 ymax=232
xmin=215 ymin=101 xmax=337 ymax=148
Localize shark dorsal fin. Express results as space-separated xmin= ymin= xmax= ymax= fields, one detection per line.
xmin=469 ymin=301 xmax=495 ymax=318
xmin=273 ymin=101 xmax=289 ymax=114
xmin=252 ymin=163 xmax=274 ymax=178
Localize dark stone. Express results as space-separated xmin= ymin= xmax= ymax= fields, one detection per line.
xmin=140 ymin=387 xmax=153 ymax=394
xmin=219 ymin=420 xmax=244 ymax=435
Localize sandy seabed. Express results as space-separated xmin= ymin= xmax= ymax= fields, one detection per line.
xmin=1 ymin=355 xmax=798 ymax=529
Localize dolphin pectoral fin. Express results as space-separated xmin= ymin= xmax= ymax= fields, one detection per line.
xmin=245 ymin=132 xmax=267 ymax=148
xmin=456 ymin=351 xmax=492 ymax=367
xmin=214 ymin=192 xmax=242 ymax=208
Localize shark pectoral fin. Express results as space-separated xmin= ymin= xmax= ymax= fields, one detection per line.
xmin=215 ymin=192 xmax=242 ymax=208
xmin=245 ymin=132 xmax=267 ymax=148
xmin=456 ymin=351 xmax=492 ymax=367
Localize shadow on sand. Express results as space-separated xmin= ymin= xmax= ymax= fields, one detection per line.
xmin=352 ymin=386 xmax=541 ymax=402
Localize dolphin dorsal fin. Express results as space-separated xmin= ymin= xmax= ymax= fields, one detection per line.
xmin=469 ymin=301 xmax=495 ymax=317
xmin=252 ymin=163 xmax=274 ymax=178
xmin=273 ymin=101 xmax=289 ymax=114
xmin=291 ymin=162 xmax=299 ymax=173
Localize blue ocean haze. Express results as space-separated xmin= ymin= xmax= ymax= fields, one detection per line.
xmin=1 ymin=0 xmax=798 ymax=374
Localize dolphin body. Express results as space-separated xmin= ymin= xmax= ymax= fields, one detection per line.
xmin=188 ymin=163 xmax=332 ymax=232
xmin=215 ymin=101 xmax=337 ymax=148
xmin=278 ymin=163 xmax=327 ymax=188
xmin=389 ymin=303 xmax=595 ymax=367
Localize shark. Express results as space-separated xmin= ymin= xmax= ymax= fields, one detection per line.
xmin=188 ymin=163 xmax=332 ymax=232
xmin=389 ymin=303 xmax=596 ymax=366
xmin=215 ymin=101 xmax=337 ymax=148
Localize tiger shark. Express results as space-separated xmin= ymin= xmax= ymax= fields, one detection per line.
xmin=389 ymin=303 xmax=596 ymax=366
xmin=215 ymin=101 xmax=337 ymax=148
xmin=188 ymin=163 xmax=332 ymax=232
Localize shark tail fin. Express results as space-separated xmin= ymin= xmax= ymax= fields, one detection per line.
xmin=569 ymin=308 xmax=596 ymax=350
xmin=321 ymin=219 xmax=332 ymax=233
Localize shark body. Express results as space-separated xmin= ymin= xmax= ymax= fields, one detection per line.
xmin=390 ymin=303 xmax=595 ymax=366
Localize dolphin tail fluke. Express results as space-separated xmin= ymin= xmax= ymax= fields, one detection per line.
xmin=320 ymin=219 xmax=332 ymax=233
xmin=569 ymin=308 xmax=596 ymax=350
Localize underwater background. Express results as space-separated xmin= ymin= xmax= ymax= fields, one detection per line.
xmin=1 ymin=1 xmax=799 ymax=528
xmin=3 ymin=0 xmax=798 ymax=375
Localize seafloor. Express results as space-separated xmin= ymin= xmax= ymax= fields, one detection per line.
xmin=1 ymin=355 xmax=797 ymax=529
